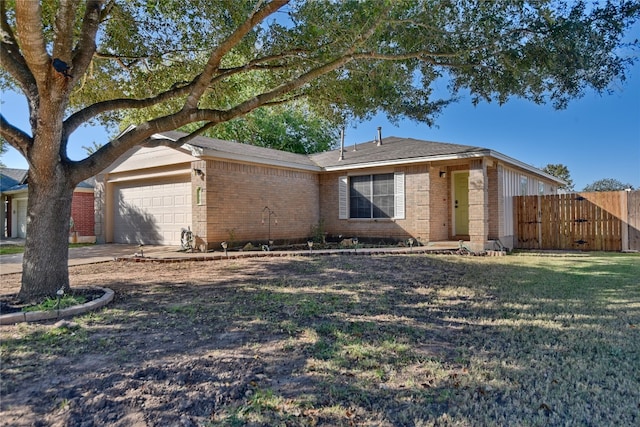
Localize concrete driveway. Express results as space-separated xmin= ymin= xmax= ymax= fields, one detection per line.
xmin=0 ymin=244 xmax=182 ymax=275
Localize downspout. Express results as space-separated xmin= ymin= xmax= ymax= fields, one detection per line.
xmin=339 ymin=127 xmax=344 ymax=161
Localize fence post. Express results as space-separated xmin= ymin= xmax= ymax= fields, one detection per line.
xmin=537 ymin=195 xmax=542 ymax=249
xmin=621 ymin=190 xmax=629 ymax=251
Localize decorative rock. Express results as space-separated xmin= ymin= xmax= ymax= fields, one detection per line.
xmin=54 ymin=319 xmax=80 ymax=329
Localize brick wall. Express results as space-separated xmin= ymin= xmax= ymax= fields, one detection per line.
xmin=198 ymin=160 xmax=320 ymax=249
xmin=487 ymin=165 xmax=499 ymax=239
xmin=468 ymin=159 xmax=489 ymax=251
xmin=71 ymin=191 xmax=95 ymax=236
xmin=429 ymin=166 xmax=449 ymax=241
xmin=319 ymin=166 xmax=431 ymax=243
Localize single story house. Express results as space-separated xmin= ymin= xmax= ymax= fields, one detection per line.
xmin=0 ymin=168 xmax=96 ymax=242
xmin=95 ymin=131 xmax=562 ymax=251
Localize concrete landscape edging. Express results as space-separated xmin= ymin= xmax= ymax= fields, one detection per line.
xmin=0 ymin=287 xmax=114 ymax=325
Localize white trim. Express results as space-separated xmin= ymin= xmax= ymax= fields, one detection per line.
xmin=338 ymin=176 xmax=348 ymax=219
xmin=321 ymin=150 xmax=564 ymax=185
xmin=322 ymin=152 xmax=488 ymax=172
xmin=184 ymin=144 xmax=322 ymax=172
xmin=106 ymin=169 xmax=190 ymax=183
xmin=149 ymin=132 xmax=562 ymax=185
xmin=489 ymin=151 xmax=565 ymax=184
xmin=394 ymin=172 xmax=405 ymax=220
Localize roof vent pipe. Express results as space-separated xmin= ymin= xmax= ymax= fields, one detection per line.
xmin=339 ymin=127 xmax=345 ymax=161
xmin=377 ymin=126 xmax=382 ymax=146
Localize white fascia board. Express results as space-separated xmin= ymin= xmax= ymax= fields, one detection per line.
xmin=149 ymin=133 xmax=194 ymax=156
xmin=106 ymin=168 xmax=191 ymax=183
xmin=322 ymin=151 xmax=489 ymax=172
xmin=489 ymin=151 xmax=566 ymax=184
xmin=184 ymin=144 xmax=322 ymax=172
xmin=1 ymin=188 xmax=28 ymax=196
xmin=323 ymin=149 xmax=565 ymax=185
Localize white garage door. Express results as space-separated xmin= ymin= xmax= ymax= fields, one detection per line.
xmin=113 ymin=178 xmax=192 ymax=245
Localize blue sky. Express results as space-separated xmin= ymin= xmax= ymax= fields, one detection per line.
xmin=2 ymin=63 xmax=639 ymax=191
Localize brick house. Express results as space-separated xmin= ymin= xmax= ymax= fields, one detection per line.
xmin=0 ymin=168 xmax=96 ymax=241
xmin=95 ymin=131 xmax=562 ymax=251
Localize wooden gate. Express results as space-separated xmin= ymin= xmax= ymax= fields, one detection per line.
xmin=514 ymin=191 xmax=632 ymax=251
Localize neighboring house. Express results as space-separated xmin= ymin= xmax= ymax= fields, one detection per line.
xmin=95 ymin=131 xmax=563 ymax=251
xmin=0 ymin=168 xmax=96 ymax=241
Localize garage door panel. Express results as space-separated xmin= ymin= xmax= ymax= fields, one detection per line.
xmin=113 ymin=179 xmax=192 ymax=245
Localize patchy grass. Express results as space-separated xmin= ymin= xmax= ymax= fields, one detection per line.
xmin=0 ymin=242 xmax=94 ymax=255
xmin=0 ymin=246 xmax=24 ymax=255
xmin=22 ymin=294 xmax=87 ymax=312
xmin=0 ymin=252 xmax=638 ymax=426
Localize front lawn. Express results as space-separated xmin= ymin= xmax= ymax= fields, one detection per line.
xmin=1 ymin=252 xmax=638 ymax=426
xmin=0 ymin=242 xmax=95 ymax=255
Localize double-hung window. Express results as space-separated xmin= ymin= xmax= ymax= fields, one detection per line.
xmin=339 ymin=172 xmax=405 ymax=220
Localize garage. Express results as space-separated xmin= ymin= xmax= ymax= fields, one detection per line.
xmin=16 ymin=199 xmax=27 ymax=238
xmin=113 ymin=178 xmax=192 ymax=245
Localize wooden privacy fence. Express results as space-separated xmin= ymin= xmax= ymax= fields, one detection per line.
xmin=514 ymin=191 xmax=640 ymax=251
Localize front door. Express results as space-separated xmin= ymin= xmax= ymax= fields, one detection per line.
xmin=453 ymin=172 xmax=469 ymax=236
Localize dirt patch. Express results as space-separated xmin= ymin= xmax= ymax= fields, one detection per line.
xmin=1 ymin=254 xmax=638 ymax=426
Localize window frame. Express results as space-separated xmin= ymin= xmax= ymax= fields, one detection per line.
xmin=339 ymin=172 xmax=405 ymax=220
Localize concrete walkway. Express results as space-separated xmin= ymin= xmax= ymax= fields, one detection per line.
xmin=0 ymin=241 xmax=464 ymax=275
xmin=0 ymin=244 xmax=182 ymax=275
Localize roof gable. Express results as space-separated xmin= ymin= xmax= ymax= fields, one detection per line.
xmin=161 ymin=131 xmax=320 ymax=171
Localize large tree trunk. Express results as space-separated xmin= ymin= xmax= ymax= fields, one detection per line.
xmin=18 ymin=170 xmax=75 ymax=302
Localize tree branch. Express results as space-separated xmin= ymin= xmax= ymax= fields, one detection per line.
xmin=0 ymin=114 xmax=33 ymax=158
xmin=0 ymin=1 xmax=36 ymax=97
xmin=70 ymin=0 xmax=104 ymax=85
xmin=63 ymin=81 xmax=196 ymax=136
xmin=14 ymin=1 xmax=50 ymax=83
xmin=52 ymin=0 xmax=79 ymax=61
xmin=183 ymin=0 xmax=289 ymax=109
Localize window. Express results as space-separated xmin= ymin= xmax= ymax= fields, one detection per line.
xmin=520 ymin=176 xmax=528 ymax=196
xmin=339 ymin=172 xmax=405 ymax=219
xmin=196 ymin=187 xmax=202 ymax=205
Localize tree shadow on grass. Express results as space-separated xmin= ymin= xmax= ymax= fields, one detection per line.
xmin=1 ymin=253 xmax=638 ymax=426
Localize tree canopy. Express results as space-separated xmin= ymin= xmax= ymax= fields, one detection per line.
xmin=541 ymin=163 xmax=574 ymax=191
xmin=182 ymin=102 xmax=338 ymax=154
xmin=583 ymin=178 xmax=635 ymax=192
xmin=1 ymin=0 xmax=639 ymax=300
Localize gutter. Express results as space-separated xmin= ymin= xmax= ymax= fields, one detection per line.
xmin=321 ymin=149 xmax=565 ymax=185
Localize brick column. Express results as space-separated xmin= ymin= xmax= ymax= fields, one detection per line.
xmin=468 ymin=159 xmax=489 ymax=251
xmin=191 ymin=160 xmax=209 ymax=251
xmin=94 ymin=176 xmax=106 ymax=243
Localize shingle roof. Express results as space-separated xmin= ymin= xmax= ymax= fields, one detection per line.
xmin=0 ymin=168 xmax=28 ymax=192
xmin=161 ymin=131 xmax=319 ymax=169
xmin=0 ymin=168 xmax=94 ymax=192
xmin=310 ymin=136 xmax=486 ymax=168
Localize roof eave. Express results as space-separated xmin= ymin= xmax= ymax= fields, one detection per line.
xmin=488 ymin=151 xmax=566 ymax=184
xmin=184 ymin=144 xmax=322 ymax=172
xmin=321 ymin=151 xmax=490 ymax=171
